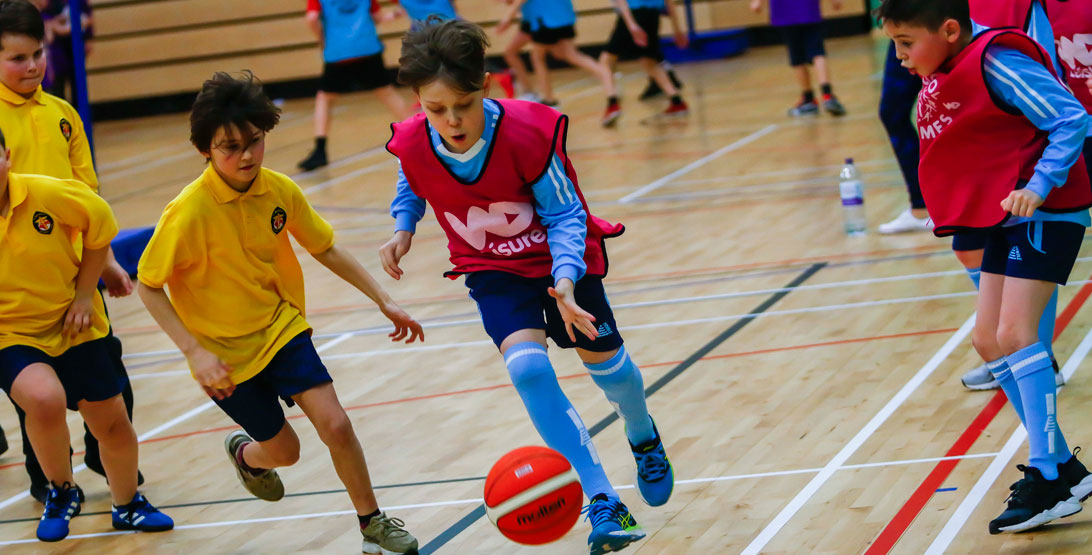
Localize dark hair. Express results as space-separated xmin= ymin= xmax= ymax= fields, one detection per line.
xmin=0 ymin=125 xmax=6 ymax=150
xmin=189 ymin=71 xmax=280 ymax=152
xmin=876 ymin=0 xmax=971 ymax=31
xmin=398 ymin=17 xmax=489 ymax=92
xmin=0 ymin=0 xmax=45 ymax=46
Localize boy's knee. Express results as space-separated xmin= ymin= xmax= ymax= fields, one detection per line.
xmin=952 ymin=249 xmax=983 ymax=270
xmin=996 ymin=322 xmax=1035 ymax=354
xmin=267 ymin=441 xmax=301 ymax=467
xmin=504 ymin=344 xmax=553 ymax=388
xmin=317 ymin=413 xmax=357 ymax=447
xmin=971 ymin=327 xmax=1001 ymax=361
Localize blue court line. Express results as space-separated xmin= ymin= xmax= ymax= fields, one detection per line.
xmin=418 ymin=262 xmax=828 ymax=554
xmin=935 ymin=487 xmax=957 ymax=493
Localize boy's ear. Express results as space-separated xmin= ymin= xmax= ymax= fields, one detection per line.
xmin=483 ymin=72 xmax=492 ymax=96
xmin=942 ymin=18 xmax=963 ymax=43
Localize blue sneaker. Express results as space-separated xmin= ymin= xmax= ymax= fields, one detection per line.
xmin=631 ymin=421 xmax=674 ymax=507
xmin=112 ymin=492 xmax=174 ymax=532
xmin=37 ymin=483 xmax=82 ymax=542
xmin=582 ymin=494 xmax=645 ymax=554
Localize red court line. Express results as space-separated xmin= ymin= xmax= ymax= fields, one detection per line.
xmin=0 ymin=328 xmax=954 ymax=471
xmin=864 ymin=274 xmax=1092 ymax=554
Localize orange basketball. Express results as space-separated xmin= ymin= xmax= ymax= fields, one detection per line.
xmin=484 ymin=446 xmax=583 ymax=545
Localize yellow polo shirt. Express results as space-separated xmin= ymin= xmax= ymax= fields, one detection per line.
xmin=0 ymin=173 xmax=118 ymax=356
xmin=138 ymin=166 xmax=336 ymax=384
xmin=0 ymin=83 xmax=98 ymax=192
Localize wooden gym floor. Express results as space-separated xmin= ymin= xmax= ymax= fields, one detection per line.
xmin=3 ymin=33 xmax=1092 ymax=554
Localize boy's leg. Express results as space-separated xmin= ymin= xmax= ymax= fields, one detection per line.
xmin=530 ymin=43 xmax=556 ymax=102
xmin=14 ymin=402 xmax=51 ymax=502
xmin=77 ymin=395 xmax=138 ymax=505
xmin=878 ymin=42 xmax=930 ymax=232
xmin=292 ymin=382 xmax=378 ymax=515
xmin=551 ymin=40 xmax=617 ymax=97
xmin=505 ymin=32 xmax=536 ymax=97
xmin=373 ymin=85 xmax=414 ymax=121
xmin=299 ymin=90 xmax=336 ymax=171
xmin=639 ymin=57 xmax=679 ymax=98
xmin=9 ymin=364 xmax=73 ymax=486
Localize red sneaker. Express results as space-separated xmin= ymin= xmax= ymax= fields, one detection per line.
xmin=663 ymin=101 xmax=689 ymax=117
xmin=602 ymin=103 xmax=622 ymax=127
xmin=494 ymin=71 xmax=516 ymax=99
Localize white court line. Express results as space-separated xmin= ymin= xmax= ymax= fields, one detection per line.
xmin=0 ymin=332 xmax=356 ymax=513
xmin=924 ymin=325 xmax=1092 ymax=554
xmin=0 ymin=451 xmax=1002 ymax=545
xmin=629 ymin=173 xmax=904 ymax=204
xmin=617 ymin=124 xmax=781 ymax=203
xmin=741 ymin=314 xmax=977 ymax=555
xmin=301 ymin=158 xmax=396 ymax=195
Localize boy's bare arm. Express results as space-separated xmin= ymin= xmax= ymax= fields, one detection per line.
xmin=613 ymin=0 xmax=648 ymax=47
xmin=306 ymin=10 xmax=323 ymax=44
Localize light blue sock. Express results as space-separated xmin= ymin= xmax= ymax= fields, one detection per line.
xmin=1009 ymin=342 xmax=1070 ymax=478
xmin=987 ymin=358 xmax=1025 ymax=427
xmin=504 ymin=342 xmax=617 ymax=500
xmin=1038 ymin=287 xmax=1058 ymax=359
xmin=965 ymin=266 xmax=981 ymax=290
xmin=584 ymin=346 xmax=655 ymax=446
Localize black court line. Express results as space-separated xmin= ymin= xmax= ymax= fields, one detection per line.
xmin=0 ymin=475 xmax=487 ymax=526
xmin=419 ymin=262 xmax=827 ymax=554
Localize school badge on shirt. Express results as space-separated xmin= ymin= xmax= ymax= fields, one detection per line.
xmin=271 ymin=207 xmax=287 ymax=234
xmin=59 ymin=118 xmax=72 ymax=142
xmin=33 ymin=211 xmax=54 ymax=234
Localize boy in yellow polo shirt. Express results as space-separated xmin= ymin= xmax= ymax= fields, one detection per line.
xmin=0 ymin=0 xmax=144 ymax=503
xmin=0 ymin=126 xmax=173 ymax=542
xmin=138 ymin=71 xmax=422 ymax=555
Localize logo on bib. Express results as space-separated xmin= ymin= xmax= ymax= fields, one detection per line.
xmin=444 ymin=201 xmax=537 ymax=252
xmin=33 ymin=211 xmax=54 ymax=234
xmin=1058 ymin=34 xmax=1092 ymax=74
xmin=271 ymin=207 xmax=286 ymax=234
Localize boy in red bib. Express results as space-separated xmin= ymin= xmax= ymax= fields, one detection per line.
xmin=880 ymin=0 xmax=1092 ymax=535
xmin=382 ymin=19 xmax=671 ymax=555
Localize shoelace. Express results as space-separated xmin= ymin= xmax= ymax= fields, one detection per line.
xmin=1004 ymin=465 xmax=1034 ymax=506
xmin=372 ymin=516 xmax=410 ymax=539
xmin=635 ymin=448 xmax=669 ymax=481
xmin=116 ymin=495 xmax=150 ymax=521
xmin=581 ymin=497 xmax=623 ymax=529
xmin=42 ymin=483 xmax=76 ymax=519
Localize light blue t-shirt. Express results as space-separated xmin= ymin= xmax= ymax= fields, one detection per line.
xmin=398 ymin=0 xmax=457 ymax=23
xmin=391 ymin=99 xmax=590 ymax=284
xmin=521 ymin=0 xmax=577 ymax=32
xmin=627 ymin=0 xmax=664 ymax=10
xmin=320 ymin=0 xmax=384 ymax=62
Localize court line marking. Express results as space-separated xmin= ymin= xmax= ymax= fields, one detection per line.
xmin=866 ymin=274 xmax=1092 ymax=553
xmin=0 ymin=452 xmax=1004 ymax=542
xmin=419 ymin=263 xmax=827 ymax=554
xmin=617 ymin=124 xmax=781 ymax=203
xmin=0 ymin=332 xmax=356 ymax=514
xmin=924 ymin=325 xmax=1092 ymax=554
xmin=741 ymin=314 xmax=977 ymax=555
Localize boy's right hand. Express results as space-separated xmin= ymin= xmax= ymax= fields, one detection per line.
xmin=629 ymin=24 xmax=649 ymax=48
xmin=187 ymin=347 xmax=235 ymax=400
xmin=750 ymin=0 xmax=762 ymax=13
xmin=379 ymin=231 xmax=413 ymax=280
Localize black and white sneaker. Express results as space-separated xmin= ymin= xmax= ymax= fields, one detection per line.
xmin=1058 ymin=448 xmax=1092 ymax=504
xmin=989 ymin=464 xmax=1081 ymax=534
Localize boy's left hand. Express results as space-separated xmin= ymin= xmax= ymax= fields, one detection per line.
xmin=629 ymin=24 xmax=649 ymax=47
xmin=101 ymin=259 xmax=134 ymax=298
xmin=548 ymin=279 xmax=598 ymax=342
xmin=63 ymin=293 xmax=95 ymax=338
xmin=674 ymin=30 xmax=689 ymax=49
xmin=1001 ymin=189 xmax=1044 ymax=218
xmin=381 ymin=302 xmax=425 ymax=343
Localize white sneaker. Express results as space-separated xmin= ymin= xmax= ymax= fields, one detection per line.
xmin=878 ymin=208 xmax=933 ymax=234
xmin=518 ymin=92 xmax=542 ymax=103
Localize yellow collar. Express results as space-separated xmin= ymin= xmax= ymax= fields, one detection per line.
xmin=202 ymin=165 xmax=269 ymax=204
xmin=0 ymin=82 xmax=45 ymax=107
xmin=4 ymin=173 xmax=29 ymax=215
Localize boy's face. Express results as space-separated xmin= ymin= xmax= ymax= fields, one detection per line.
xmin=200 ymin=123 xmax=266 ymax=192
xmin=884 ymin=19 xmax=965 ymax=78
xmin=0 ymin=33 xmax=46 ymax=96
xmin=416 ymin=75 xmax=492 ymax=155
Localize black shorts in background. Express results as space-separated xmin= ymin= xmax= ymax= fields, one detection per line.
xmin=320 ymin=53 xmax=391 ymax=93
xmin=781 ymin=23 xmax=826 ymax=66
xmin=605 ymin=9 xmax=663 ymax=60
xmin=528 ymin=24 xmax=576 ymax=45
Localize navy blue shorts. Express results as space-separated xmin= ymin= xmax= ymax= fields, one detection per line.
xmin=466 ymin=271 xmax=624 ymax=353
xmin=952 ymin=229 xmax=989 ymax=252
xmin=781 ymin=23 xmax=826 ymax=66
xmin=0 ymin=337 xmax=127 ymax=411
xmin=213 ymin=332 xmax=332 ymax=442
xmin=980 ymin=221 xmax=1084 ymax=284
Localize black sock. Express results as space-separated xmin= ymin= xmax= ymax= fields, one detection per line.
xmin=607 ymin=95 xmax=619 ymax=107
xmin=359 ymin=508 xmax=382 ymax=528
xmin=820 ymin=83 xmax=832 ymax=96
xmin=802 ymin=90 xmax=815 ymax=103
xmin=670 ymin=95 xmax=683 ymax=105
xmin=314 ymin=137 xmax=327 ymax=152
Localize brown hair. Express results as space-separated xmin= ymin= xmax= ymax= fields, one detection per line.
xmin=189 ymin=71 xmax=280 ymax=152
xmin=397 ymin=17 xmax=489 ymax=93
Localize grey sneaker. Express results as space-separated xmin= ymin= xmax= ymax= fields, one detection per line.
xmin=788 ymin=100 xmax=819 ymax=117
xmin=361 ymin=512 xmax=419 ymax=555
xmin=224 ymin=431 xmax=285 ymax=502
xmin=823 ymin=96 xmax=847 ymax=116
xmin=961 ymin=362 xmax=1065 ymax=391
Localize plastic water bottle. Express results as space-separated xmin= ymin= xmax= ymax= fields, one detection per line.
xmin=839 ymin=158 xmax=867 ymax=236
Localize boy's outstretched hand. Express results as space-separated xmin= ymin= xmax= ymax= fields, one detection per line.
xmin=548 ymin=278 xmax=598 ymax=342
xmin=379 ymin=231 xmax=413 ymax=280
xmin=382 ymin=302 xmax=425 ymax=343
xmin=1001 ymin=189 xmax=1044 ymax=218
